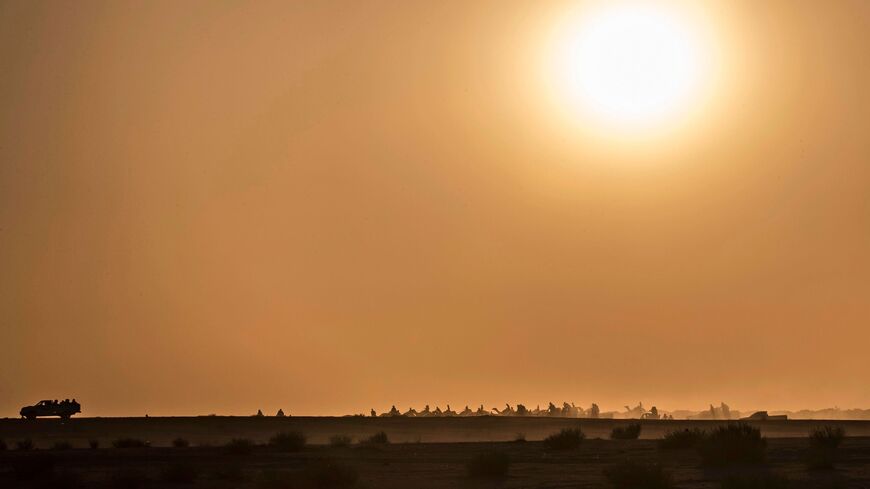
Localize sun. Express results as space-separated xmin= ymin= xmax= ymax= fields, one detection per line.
xmin=549 ymin=3 xmax=709 ymax=129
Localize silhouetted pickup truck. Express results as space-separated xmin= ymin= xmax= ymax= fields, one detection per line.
xmin=20 ymin=399 xmax=81 ymax=420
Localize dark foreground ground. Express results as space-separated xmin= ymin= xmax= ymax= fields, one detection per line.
xmin=1 ymin=418 xmax=869 ymax=488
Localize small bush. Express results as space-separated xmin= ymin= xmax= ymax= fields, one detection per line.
xmin=303 ymin=460 xmax=359 ymax=489
xmin=225 ymin=438 xmax=255 ymax=455
xmin=659 ymin=429 xmax=707 ymax=450
xmin=806 ymin=426 xmax=845 ymax=470
xmin=698 ymin=423 xmax=767 ymax=466
xmin=269 ymin=431 xmax=306 ymax=452
xmin=112 ymin=437 xmax=148 ymax=449
xmin=604 ymin=460 xmax=674 ymax=489
xmin=88 ymin=439 xmax=100 ymax=449
xmin=544 ymin=427 xmax=585 ymax=450
xmin=361 ymin=431 xmax=389 ymax=445
xmin=809 ymin=426 xmax=845 ymax=450
xmin=467 ymin=450 xmax=511 ymax=478
xmin=161 ymin=463 xmax=199 ymax=484
xmin=172 ymin=437 xmax=190 ymax=448
xmin=17 ymin=438 xmax=34 ymax=450
xmin=52 ymin=440 xmax=73 ymax=450
xmin=329 ymin=434 xmax=353 ymax=448
xmin=611 ymin=423 xmax=642 ymax=440
xmin=721 ymin=473 xmax=790 ymax=489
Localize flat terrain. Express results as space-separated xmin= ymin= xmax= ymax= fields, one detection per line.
xmin=3 ymin=416 xmax=870 ymax=446
xmin=1 ymin=417 xmax=869 ymax=488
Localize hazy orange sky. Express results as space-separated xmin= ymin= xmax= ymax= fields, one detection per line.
xmin=1 ymin=0 xmax=868 ymax=417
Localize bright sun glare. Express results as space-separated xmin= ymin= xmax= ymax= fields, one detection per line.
xmin=550 ymin=3 xmax=707 ymax=129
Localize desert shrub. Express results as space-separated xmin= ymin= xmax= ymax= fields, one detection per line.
xmin=659 ymin=428 xmax=707 ymax=450
xmin=721 ymin=473 xmax=790 ymax=489
xmin=544 ymin=427 xmax=585 ymax=450
xmin=809 ymin=426 xmax=845 ymax=450
xmin=604 ymin=460 xmax=674 ymax=489
xmin=805 ymin=426 xmax=846 ymax=470
xmin=698 ymin=423 xmax=767 ymax=466
xmin=17 ymin=438 xmax=34 ymax=450
xmin=172 ymin=437 xmax=190 ymax=448
xmin=11 ymin=453 xmax=57 ymax=479
xmin=161 ymin=462 xmax=199 ymax=484
xmin=52 ymin=440 xmax=73 ymax=450
xmin=109 ymin=469 xmax=148 ymax=489
xmin=361 ymin=431 xmax=389 ymax=445
xmin=303 ymin=460 xmax=359 ymax=489
xmin=611 ymin=423 xmax=642 ymax=440
xmin=112 ymin=437 xmax=148 ymax=448
xmin=88 ymin=439 xmax=100 ymax=449
xmin=329 ymin=434 xmax=353 ymax=448
xmin=225 ymin=438 xmax=255 ymax=455
xmin=269 ymin=431 xmax=306 ymax=452
xmin=467 ymin=450 xmax=511 ymax=478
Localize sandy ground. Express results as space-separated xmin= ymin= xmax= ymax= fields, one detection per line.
xmin=1 ymin=418 xmax=869 ymax=488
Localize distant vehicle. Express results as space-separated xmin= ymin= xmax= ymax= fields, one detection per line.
xmin=20 ymin=399 xmax=81 ymax=420
xmin=741 ymin=410 xmax=787 ymax=421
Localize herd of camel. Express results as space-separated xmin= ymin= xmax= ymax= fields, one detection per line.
xmin=372 ymin=402 xmax=604 ymax=418
xmin=369 ymin=401 xmax=675 ymax=419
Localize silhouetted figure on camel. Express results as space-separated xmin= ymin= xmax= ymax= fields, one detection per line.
xmin=379 ymin=405 xmax=401 ymax=417
xmin=589 ymin=403 xmax=600 ymax=418
xmin=492 ymin=404 xmax=515 ymax=416
xmin=403 ymin=407 xmax=419 ymax=417
xmin=460 ymin=405 xmax=474 ymax=416
xmin=547 ymin=402 xmax=559 ymax=416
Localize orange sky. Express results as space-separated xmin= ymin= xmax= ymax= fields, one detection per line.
xmin=1 ymin=0 xmax=868 ymax=417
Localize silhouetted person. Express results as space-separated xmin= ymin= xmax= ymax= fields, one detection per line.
xmin=370 ymin=409 xmax=377 ymax=417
